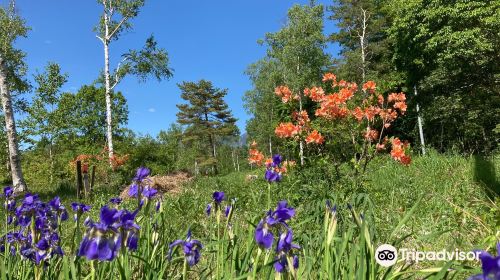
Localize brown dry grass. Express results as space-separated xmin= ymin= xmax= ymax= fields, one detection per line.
xmin=119 ymin=171 xmax=192 ymax=199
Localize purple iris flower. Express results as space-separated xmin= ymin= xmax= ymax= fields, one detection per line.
xmin=272 ymin=154 xmax=282 ymax=167
xmin=128 ymin=184 xmax=139 ymax=197
xmin=168 ymin=230 xmax=203 ymax=267
xmin=155 ymin=200 xmax=161 ymax=212
xmin=71 ymin=202 xmax=91 ymax=213
xmin=129 ymin=184 xmax=157 ymax=199
xmin=265 ymin=154 xmax=283 ymax=183
xmin=265 ymin=169 xmax=282 ymax=182
xmin=205 ymin=204 xmax=212 ymax=216
xmin=207 ymin=192 xmax=226 ymax=217
xmin=255 ymin=201 xmax=296 ymax=249
xmin=274 ymin=254 xmax=299 ymax=273
xmin=134 ymin=167 xmax=150 ymax=182
xmin=3 ymin=194 xmax=67 ymax=265
xmin=118 ymin=209 xmax=140 ymax=251
xmin=224 ymin=205 xmax=231 ymax=217
xmin=110 ymin=197 xmax=122 ymax=205
xmin=255 ymin=220 xmax=274 ymax=249
xmin=15 ymin=193 xmax=42 ymax=227
xmin=271 ymin=201 xmax=296 ymax=224
xmin=212 ymin=192 xmax=225 ymax=205
xmin=469 ymin=243 xmax=500 ymax=280
xmin=142 ymin=186 xmax=158 ymax=198
xmin=273 ymin=229 xmax=300 ymax=273
xmin=71 ymin=202 xmax=91 ymax=221
xmin=276 ymin=230 xmax=300 ymax=253
xmin=49 ymin=196 xmax=68 ymax=221
xmin=3 ymin=186 xmax=13 ymax=198
xmin=78 ymin=206 xmax=140 ymax=261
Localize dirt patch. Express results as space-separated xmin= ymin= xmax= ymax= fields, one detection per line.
xmin=120 ymin=171 xmax=192 ymax=199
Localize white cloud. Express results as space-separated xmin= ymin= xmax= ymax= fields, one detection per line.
xmin=148 ymin=108 xmax=156 ymax=113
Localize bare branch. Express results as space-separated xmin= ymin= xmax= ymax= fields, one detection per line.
xmin=108 ymin=17 xmax=128 ymax=40
xmin=110 ymin=57 xmax=129 ymax=90
xmin=96 ymin=35 xmax=105 ymax=44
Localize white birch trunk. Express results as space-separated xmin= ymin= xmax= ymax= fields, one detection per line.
xmin=359 ymin=8 xmax=368 ymax=84
xmin=414 ymin=85 xmax=426 ymax=155
xmin=296 ymin=59 xmax=304 ymax=166
xmin=0 ymin=55 xmax=27 ymax=192
xmin=103 ymin=11 xmax=114 ymax=165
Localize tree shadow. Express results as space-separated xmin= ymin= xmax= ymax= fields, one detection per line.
xmin=473 ymin=155 xmax=500 ymax=199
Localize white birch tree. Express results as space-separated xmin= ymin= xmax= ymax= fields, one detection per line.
xmin=0 ymin=1 xmax=28 ymax=192
xmin=95 ymin=0 xmax=173 ymax=164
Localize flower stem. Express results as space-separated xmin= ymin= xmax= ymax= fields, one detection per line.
xmin=267 ymin=183 xmax=271 ymax=210
xmin=252 ymin=248 xmax=262 ymax=280
xmin=182 ymin=258 xmax=188 ymax=280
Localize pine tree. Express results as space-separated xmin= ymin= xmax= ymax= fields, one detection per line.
xmin=176 ymin=80 xmax=238 ymax=174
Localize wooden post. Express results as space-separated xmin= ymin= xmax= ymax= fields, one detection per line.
xmin=76 ymin=161 xmax=83 ymax=199
xmin=90 ymin=166 xmax=96 ymax=192
xmin=82 ymin=164 xmax=89 ymax=198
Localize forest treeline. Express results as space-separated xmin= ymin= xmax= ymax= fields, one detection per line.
xmin=245 ymin=0 xmax=499 ymax=162
xmin=0 ymin=0 xmax=498 ymax=191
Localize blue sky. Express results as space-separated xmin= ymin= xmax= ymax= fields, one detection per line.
xmin=10 ymin=0 xmax=340 ymax=137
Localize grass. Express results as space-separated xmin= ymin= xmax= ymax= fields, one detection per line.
xmin=0 ymin=151 xmax=498 ymax=279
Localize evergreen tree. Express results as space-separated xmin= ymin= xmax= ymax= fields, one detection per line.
xmin=176 ymin=80 xmax=238 ymax=174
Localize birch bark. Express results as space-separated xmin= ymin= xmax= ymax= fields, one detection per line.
xmin=0 ymin=55 xmax=26 ymax=192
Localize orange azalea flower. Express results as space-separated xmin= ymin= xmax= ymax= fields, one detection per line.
xmin=339 ymin=88 xmax=354 ymax=102
xmin=377 ymin=94 xmax=384 ymax=105
xmin=322 ymin=73 xmax=337 ymax=83
xmin=364 ymin=106 xmax=380 ymax=121
xmin=390 ymin=137 xmax=411 ymax=166
xmin=304 ymin=86 xmax=325 ymax=102
xmin=292 ymin=110 xmax=310 ymax=126
xmin=400 ymin=155 xmax=411 ymax=166
xmin=315 ymin=104 xmax=349 ymax=119
xmin=283 ymin=160 xmax=296 ymax=168
xmin=347 ymin=82 xmax=358 ymax=92
xmin=305 ymin=130 xmax=325 ymax=144
xmin=388 ymin=92 xmax=406 ymax=103
xmin=274 ymin=86 xmax=293 ymax=103
xmin=393 ymin=101 xmax=407 ymax=113
xmin=248 ymin=145 xmax=265 ymax=166
xmin=279 ymin=166 xmax=287 ymax=174
xmin=380 ymin=109 xmax=398 ymax=123
xmin=275 ymin=122 xmax=300 ymax=138
xmin=362 ymin=81 xmax=376 ymax=93
xmin=364 ymin=128 xmax=379 ymax=142
xmin=390 ymin=145 xmax=405 ymax=160
xmin=265 ymin=158 xmax=273 ymax=167
xmin=352 ymin=107 xmax=364 ymax=122
xmin=338 ymin=80 xmax=347 ymax=87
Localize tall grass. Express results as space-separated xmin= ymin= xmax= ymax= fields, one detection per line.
xmin=0 ymin=151 xmax=496 ymax=279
